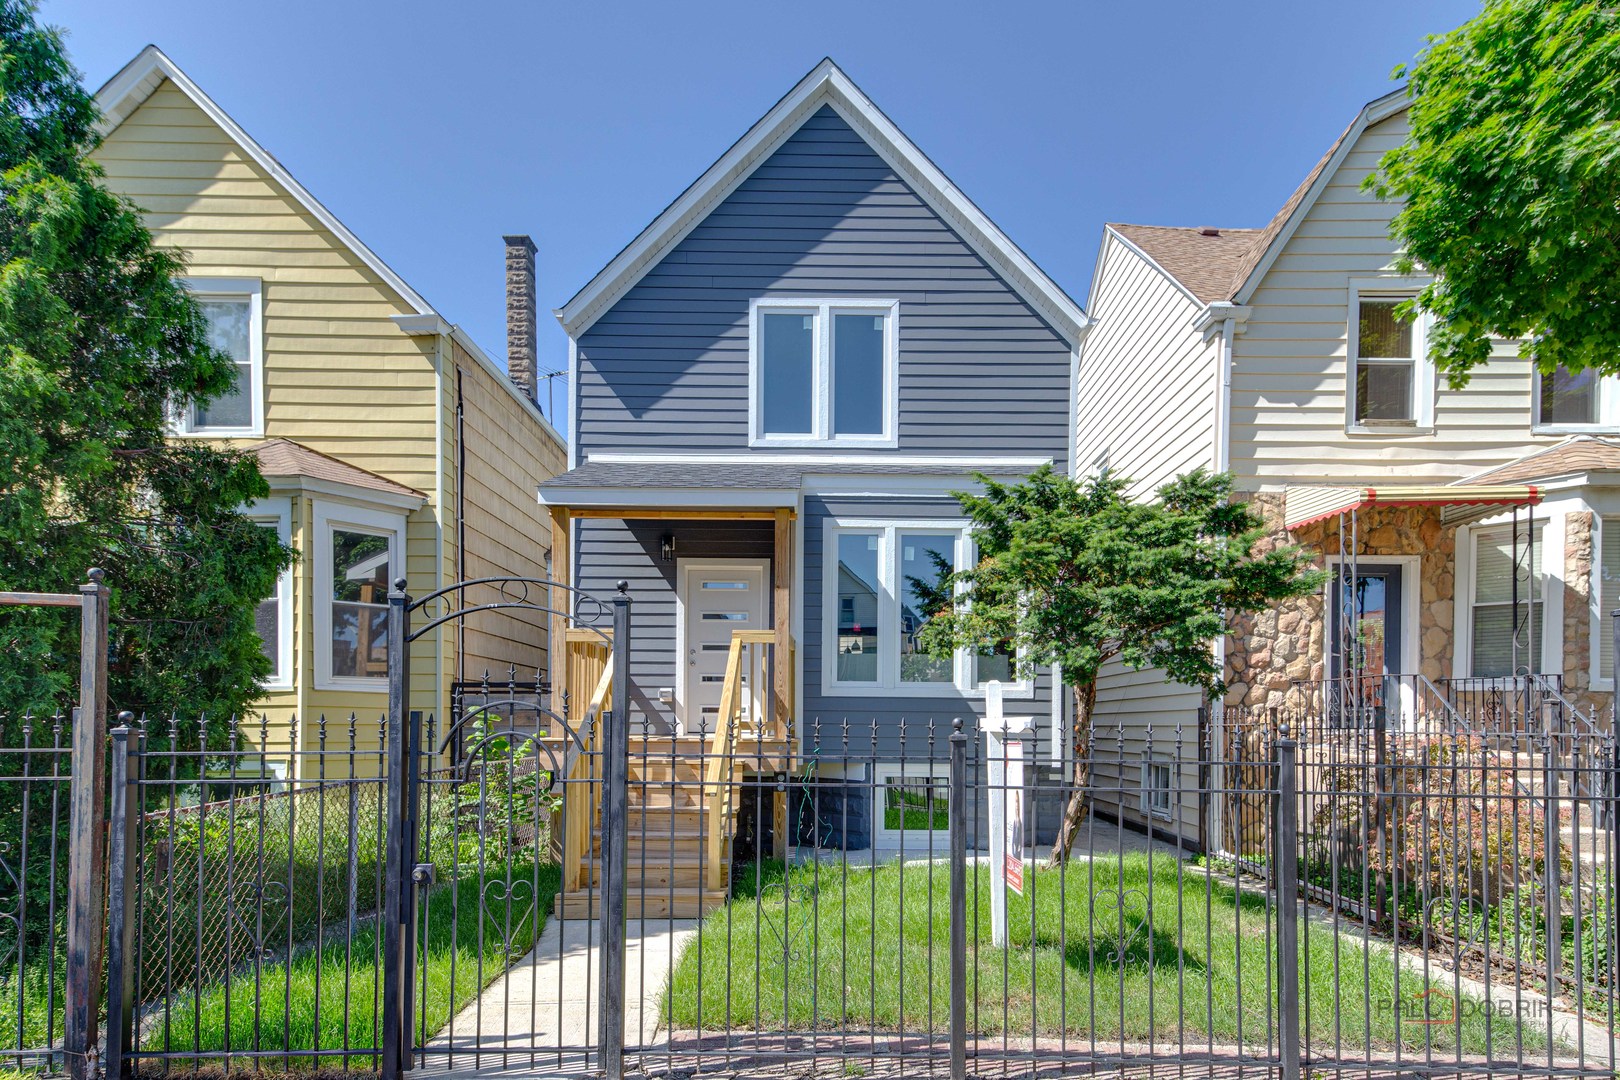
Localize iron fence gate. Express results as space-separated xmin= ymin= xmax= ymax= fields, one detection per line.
xmin=9 ymin=570 xmax=1620 ymax=1080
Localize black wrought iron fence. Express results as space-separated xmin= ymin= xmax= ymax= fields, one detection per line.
xmin=0 ymin=712 xmax=72 ymax=1074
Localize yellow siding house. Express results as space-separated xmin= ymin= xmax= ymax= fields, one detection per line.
xmin=91 ymin=47 xmax=567 ymax=775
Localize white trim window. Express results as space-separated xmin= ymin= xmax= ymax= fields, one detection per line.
xmin=1468 ymin=522 xmax=1546 ymax=678
xmin=821 ymin=519 xmax=1029 ymax=697
xmin=1140 ymin=758 xmax=1173 ymax=820
xmin=313 ymin=501 xmax=404 ymax=691
xmin=1535 ymin=366 xmax=1620 ymax=432
xmin=749 ymin=298 xmax=899 ymax=448
xmin=1599 ymin=517 xmax=1620 ymax=685
xmin=247 ymin=499 xmax=293 ymax=691
xmin=872 ymin=764 xmax=951 ymax=847
xmin=177 ymin=278 xmax=264 ymax=437
xmin=1346 ymin=282 xmax=1433 ymax=432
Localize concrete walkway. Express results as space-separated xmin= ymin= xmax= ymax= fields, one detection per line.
xmin=419 ymin=917 xmax=697 ymax=1076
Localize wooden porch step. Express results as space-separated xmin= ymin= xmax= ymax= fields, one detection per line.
xmin=578 ymin=854 xmax=716 ymax=888
xmin=553 ymin=887 xmax=729 ymax=920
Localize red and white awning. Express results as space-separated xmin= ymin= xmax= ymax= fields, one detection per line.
xmin=1283 ymin=484 xmax=1541 ymax=531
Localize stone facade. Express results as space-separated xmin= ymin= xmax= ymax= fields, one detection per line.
xmin=1560 ymin=511 xmax=1608 ymax=715
xmin=1224 ymin=494 xmax=1457 ymax=709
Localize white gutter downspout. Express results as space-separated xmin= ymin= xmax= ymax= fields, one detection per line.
xmin=1195 ymin=301 xmax=1249 ymax=854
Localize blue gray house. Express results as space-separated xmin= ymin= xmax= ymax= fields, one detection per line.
xmin=538 ymin=60 xmax=1084 ymax=885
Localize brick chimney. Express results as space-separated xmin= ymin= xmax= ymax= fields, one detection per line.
xmin=504 ymin=234 xmax=538 ymax=401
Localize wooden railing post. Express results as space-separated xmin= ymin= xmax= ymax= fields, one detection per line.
xmin=65 ymin=568 xmax=109 ymax=1080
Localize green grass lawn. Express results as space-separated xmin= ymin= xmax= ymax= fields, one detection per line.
xmin=664 ymin=854 xmax=1555 ymax=1057
xmin=143 ymin=859 xmax=559 ymax=1064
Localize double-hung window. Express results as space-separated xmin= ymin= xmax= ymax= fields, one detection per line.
xmin=1341 ymin=289 xmax=1432 ymax=433
xmin=1468 ymin=522 xmax=1545 ymax=677
xmin=823 ymin=520 xmax=1028 ymax=696
xmin=751 ymin=298 xmax=898 ymax=447
xmin=177 ymin=278 xmax=264 ymax=437
xmin=313 ymin=502 xmax=403 ymax=690
xmin=1141 ymin=759 xmax=1173 ymax=820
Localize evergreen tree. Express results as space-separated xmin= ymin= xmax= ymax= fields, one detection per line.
xmin=914 ymin=467 xmax=1321 ymax=862
xmin=0 ymin=0 xmax=293 ymax=727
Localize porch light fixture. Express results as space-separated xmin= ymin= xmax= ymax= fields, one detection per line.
xmin=660 ymin=533 xmax=675 ymax=562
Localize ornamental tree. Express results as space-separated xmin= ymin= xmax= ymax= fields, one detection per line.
xmin=1367 ymin=0 xmax=1620 ymax=385
xmin=914 ymin=466 xmax=1321 ymax=862
xmin=0 ymin=0 xmax=294 ymax=726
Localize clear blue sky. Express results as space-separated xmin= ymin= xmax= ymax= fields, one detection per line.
xmin=51 ymin=0 xmax=1480 ymax=436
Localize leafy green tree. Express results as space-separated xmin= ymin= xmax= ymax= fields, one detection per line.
xmin=914 ymin=467 xmax=1321 ymax=861
xmin=0 ymin=0 xmax=293 ymax=728
xmin=1367 ymin=0 xmax=1620 ymax=384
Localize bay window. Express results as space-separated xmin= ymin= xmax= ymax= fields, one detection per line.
xmin=1600 ymin=518 xmax=1620 ymax=682
xmin=1468 ymin=523 xmax=1545 ymax=677
xmin=823 ymin=520 xmax=1029 ymax=696
xmin=313 ymin=502 xmax=403 ymax=690
xmin=248 ymin=500 xmax=292 ymax=690
xmin=751 ymin=298 xmax=898 ymax=447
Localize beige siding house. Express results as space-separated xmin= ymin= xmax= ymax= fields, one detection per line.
xmin=92 ymin=47 xmax=567 ymax=775
xmin=1077 ymin=87 xmax=1618 ymax=849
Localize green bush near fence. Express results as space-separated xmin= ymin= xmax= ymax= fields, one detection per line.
xmin=665 ymin=854 xmax=1558 ymax=1056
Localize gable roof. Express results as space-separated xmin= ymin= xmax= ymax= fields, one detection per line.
xmin=249 ymin=439 xmax=425 ymax=501
xmin=1459 ymin=436 xmax=1620 ymax=486
xmin=1095 ymin=87 xmax=1409 ymax=309
xmin=556 ymin=58 xmax=1087 ymax=346
xmin=1226 ymin=86 xmax=1409 ymax=304
xmin=1107 ymin=224 xmax=1261 ymax=305
xmin=93 ymin=46 xmax=566 ymax=450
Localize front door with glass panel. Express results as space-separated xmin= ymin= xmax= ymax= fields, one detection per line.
xmin=680 ymin=561 xmax=769 ymax=735
xmin=1329 ymin=563 xmax=1405 ymax=722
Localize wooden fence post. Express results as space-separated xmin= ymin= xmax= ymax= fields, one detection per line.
xmin=66 ymin=568 xmax=109 ymax=1080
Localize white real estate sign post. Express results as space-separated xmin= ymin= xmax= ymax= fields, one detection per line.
xmin=983 ymin=682 xmax=1033 ymax=948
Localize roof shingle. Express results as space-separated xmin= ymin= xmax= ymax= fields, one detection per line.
xmin=248 ymin=439 xmax=424 ymax=499
xmin=1108 ymin=224 xmax=1260 ymax=305
xmin=1460 ymin=436 xmax=1620 ymax=486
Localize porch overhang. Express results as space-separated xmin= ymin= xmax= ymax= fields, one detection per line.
xmin=1283 ymin=483 xmax=1542 ymax=531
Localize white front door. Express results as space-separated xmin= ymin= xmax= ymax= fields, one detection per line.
xmin=679 ymin=561 xmax=769 ymax=735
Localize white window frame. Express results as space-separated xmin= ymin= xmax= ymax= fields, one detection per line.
xmin=246 ymin=498 xmax=294 ymax=692
xmin=748 ymin=297 xmax=900 ymax=448
xmin=871 ymin=763 xmax=952 ymax=848
xmin=1140 ymin=758 xmax=1174 ymax=821
xmin=175 ymin=277 xmax=265 ymax=438
xmin=1456 ymin=518 xmax=1558 ymax=680
xmin=820 ymin=518 xmax=1032 ymax=698
xmin=1592 ymin=514 xmax=1618 ymax=691
xmin=1345 ymin=279 xmax=1434 ymax=434
xmin=1532 ymin=366 xmax=1620 ymax=434
xmin=312 ymin=500 xmax=405 ymax=692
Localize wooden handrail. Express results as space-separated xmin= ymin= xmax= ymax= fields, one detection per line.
xmin=703 ymin=628 xmax=793 ymax=890
xmin=560 ymin=632 xmax=612 ymax=893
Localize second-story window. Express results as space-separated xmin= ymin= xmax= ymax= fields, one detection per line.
xmin=1352 ymin=297 xmax=1418 ymax=424
xmin=178 ymin=278 xmax=264 ymax=437
xmin=751 ymin=298 xmax=898 ymax=447
xmin=1536 ymin=365 xmax=1617 ymax=431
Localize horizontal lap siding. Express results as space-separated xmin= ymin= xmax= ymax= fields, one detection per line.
xmin=576 ymin=106 xmax=1072 ymax=464
xmin=454 ymin=343 xmax=568 ymax=682
xmin=803 ymin=493 xmax=1057 ymax=759
xmin=575 ymin=520 xmax=775 ymax=731
xmin=1231 ymin=111 xmax=1546 ymax=488
xmin=1088 ymin=659 xmax=1204 ymax=843
xmin=94 ymin=81 xmax=445 ymax=748
xmin=1076 ymin=236 xmax=1217 ymax=498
